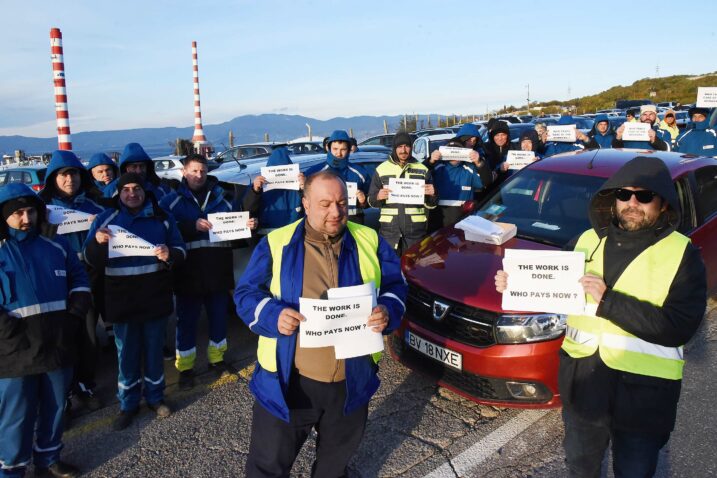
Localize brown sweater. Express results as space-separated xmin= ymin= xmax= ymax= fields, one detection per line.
xmin=294 ymin=221 xmax=346 ymax=382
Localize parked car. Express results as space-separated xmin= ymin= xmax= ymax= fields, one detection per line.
xmin=0 ymin=164 xmax=47 ymax=192
xmin=390 ymin=148 xmax=717 ymax=408
xmin=152 ymin=155 xmax=220 ymax=182
xmin=285 ymin=141 xmax=325 ymax=156
xmin=359 ymin=134 xmax=403 ymax=148
xmin=413 ymin=128 xmax=454 ymax=138
xmin=411 ymin=133 xmax=455 ymax=162
xmin=215 ymin=142 xmax=288 ymax=165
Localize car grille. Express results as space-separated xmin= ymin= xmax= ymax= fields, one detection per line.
xmin=390 ymin=335 xmax=551 ymax=403
xmin=406 ymin=284 xmax=497 ymax=347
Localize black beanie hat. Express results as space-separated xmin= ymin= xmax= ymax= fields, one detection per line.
xmin=117 ymin=172 xmax=145 ymax=191
xmin=1 ymin=196 xmax=41 ymax=221
xmin=393 ymin=132 xmax=412 ymax=149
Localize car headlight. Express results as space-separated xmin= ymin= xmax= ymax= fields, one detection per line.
xmin=495 ymin=314 xmax=566 ymax=344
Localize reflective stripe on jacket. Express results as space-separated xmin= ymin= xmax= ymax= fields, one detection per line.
xmin=562 ymin=228 xmax=690 ymax=380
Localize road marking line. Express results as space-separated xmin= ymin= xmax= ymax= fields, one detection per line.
xmin=423 ymin=409 xmax=550 ymax=478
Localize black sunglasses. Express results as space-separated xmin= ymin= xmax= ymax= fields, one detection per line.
xmin=614 ymin=188 xmax=657 ymax=203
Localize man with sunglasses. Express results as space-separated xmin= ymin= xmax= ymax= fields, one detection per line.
xmin=495 ymin=156 xmax=706 ymax=476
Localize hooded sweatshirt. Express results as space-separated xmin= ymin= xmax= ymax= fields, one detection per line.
xmin=0 ymin=183 xmax=91 ymax=378
xmin=305 ymin=130 xmax=370 ymax=217
xmin=39 ymin=150 xmax=107 ymax=258
xmin=483 ymin=122 xmax=512 ymax=170
xmin=103 ymin=143 xmax=171 ymax=199
xmin=543 ymin=116 xmax=585 ymax=157
xmin=242 ymin=147 xmax=304 ymax=234
xmin=561 ymin=156 xmax=706 ymax=434
xmin=658 ymin=109 xmax=680 ymax=143
xmin=585 ymin=114 xmax=615 ymax=149
xmin=673 ymin=118 xmax=717 ymax=156
xmin=88 ymin=152 xmax=119 ymax=194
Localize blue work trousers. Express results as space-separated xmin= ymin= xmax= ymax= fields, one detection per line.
xmin=114 ymin=317 xmax=167 ymax=411
xmin=0 ymin=367 xmax=72 ymax=477
xmin=175 ymin=293 xmax=228 ymax=370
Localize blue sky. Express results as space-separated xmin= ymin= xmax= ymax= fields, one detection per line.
xmin=2 ymin=0 xmax=716 ymax=137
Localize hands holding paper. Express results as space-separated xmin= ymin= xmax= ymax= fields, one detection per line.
xmin=424 ymin=183 xmax=435 ymax=196
xmin=95 ymin=227 xmax=112 ymax=244
xmin=278 ymin=307 xmax=305 ymax=335
xmin=355 ymin=189 xmax=366 ymax=206
xmin=253 ymin=175 xmax=267 ymax=193
xmin=377 ymin=187 xmax=390 ymax=201
xmin=196 ymin=218 xmax=212 ymax=232
xmin=495 ymin=270 xmax=606 ymax=303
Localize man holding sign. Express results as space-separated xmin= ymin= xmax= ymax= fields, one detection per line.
xmin=543 ymin=116 xmax=587 ymax=158
xmin=84 ymin=173 xmax=186 ymax=431
xmin=39 ymin=150 xmax=108 ymax=415
xmin=613 ymin=104 xmax=670 ymax=151
xmin=495 ymin=157 xmax=706 ymax=477
xmin=242 ymin=147 xmax=304 ymax=236
xmin=368 ymin=132 xmax=436 ymax=253
xmin=235 ymin=171 xmax=406 ymax=477
xmin=305 ymin=130 xmax=370 ymax=223
xmin=160 ymin=154 xmax=256 ymax=390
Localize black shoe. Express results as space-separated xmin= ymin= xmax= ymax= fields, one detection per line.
xmin=112 ymin=408 xmax=138 ymax=431
xmin=208 ymin=361 xmax=237 ymax=378
xmin=163 ymin=346 xmax=174 ymax=361
xmin=178 ymin=369 xmax=195 ymax=391
xmin=76 ymin=388 xmax=102 ymax=411
xmin=147 ymin=400 xmax=172 ymax=418
xmin=34 ymin=461 xmax=80 ymax=478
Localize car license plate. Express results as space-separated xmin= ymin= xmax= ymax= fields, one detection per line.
xmin=405 ymin=331 xmax=462 ymax=370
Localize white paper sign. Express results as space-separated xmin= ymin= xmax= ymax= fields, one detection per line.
xmin=261 ymin=164 xmax=300 ymax=191
xmin=621 ymin=122 xmax=651 ymax=142
xmin=388 ymin=178 xmax=425 ymax=205
xmin=696 ymin=87 xmax=717 ymax=108
xmin=347 ymin=182 xmax=358 ymax=207
xmin=547 ymin=125 xmax=577 ymax=142
xmin=108 ymin=225 xmax=156 ymax=258
xmin=501 ymin=249 xmax=586 ymax=315
xmin=46 ymin=205 xmax=94 ymax=234
xmin=207 ymin=212 xmax=251 ymax=242
xmin=438 ymin=146 xmax=473 ymax=162
xmin=506 ymin=150 xmax=536 ymax=170
xmin=299 ymin=294 xmax=383 ymax=359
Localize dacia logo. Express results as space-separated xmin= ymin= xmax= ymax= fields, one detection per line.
xmin=432 ymin=300 xmax=450 ymax=321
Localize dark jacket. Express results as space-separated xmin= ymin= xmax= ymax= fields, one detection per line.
xmin=584 ymin=114 xmax=616 ymax=149
xmin=0 ymin=184 xmax=91 ymax=378
xmin=159 ymin=176 xmax=236 ymax=296
xmin=612 ymin=123 xmax=671 ymax=151
xmin=103 ymin=143 xmax=172 ymax=199
xmin=674 ymin=119 xmax=717 ymax=156
xmin=88 ymin=152 xmax=119 ymax=195
xmin=83 ymin=195 xmax=186 ymax=323
xmin=560 ymin=156 xmax=707 ymax=434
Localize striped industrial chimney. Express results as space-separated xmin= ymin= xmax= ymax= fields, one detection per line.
xmin=191 ymin=41 xmax=207 ymax=145
xmin=50 ymin=28 xmax=72 ymax=150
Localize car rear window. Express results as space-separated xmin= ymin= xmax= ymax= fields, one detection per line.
xmin=36 ymin=169 xmax=46 ymax=181
xmin=475 ymin=170 xmax=606 ymax=247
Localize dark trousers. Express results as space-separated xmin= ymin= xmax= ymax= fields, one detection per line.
xmin=0 ymin=368 xmax=73 ymax=477
xmin=562 ymin=407 xmax=669 ymax=478
xmin=246 ymin=374 xmax=368 ymax=478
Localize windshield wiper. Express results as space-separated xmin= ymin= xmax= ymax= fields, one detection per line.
xmin=515 ymin=232 xmax=562 ymax=248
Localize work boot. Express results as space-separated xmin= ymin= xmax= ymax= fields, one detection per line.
xmin=34 ymin=461 xmax=80 ymax=478
xmin=208 ymin=361 xmax=238 ymax=378
xmin=178 ymin=369 xmax=195 ymax=391
xmin=112 ymin=408 xmax=138 ymax=431
xmin=76 ymin=387 xmax=102 ymax=411
xmin=147 ymin=401 xmax=172 ymax=418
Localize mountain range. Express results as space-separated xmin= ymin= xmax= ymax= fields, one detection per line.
xmin=0 ymin=114 xmax=407 ymax=158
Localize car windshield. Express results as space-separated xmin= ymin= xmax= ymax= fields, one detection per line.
xmin=474 ymin=169 xmax=606 ymax=247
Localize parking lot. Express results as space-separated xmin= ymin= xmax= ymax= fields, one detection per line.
xmin=56 ymin=299 xmax=716 ymax=477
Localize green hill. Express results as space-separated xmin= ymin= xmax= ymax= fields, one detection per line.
xmin=514 ymin=72 xmax=717 ymax=114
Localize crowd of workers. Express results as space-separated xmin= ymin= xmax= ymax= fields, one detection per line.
xmin=0 ymin=104 xmax=713 ymax=477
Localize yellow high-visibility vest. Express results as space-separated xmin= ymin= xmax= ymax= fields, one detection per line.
xmin=562 ymin=228 xmax=690 ymax=380
xmin=256 ymin=220 xmax=382 ymax=372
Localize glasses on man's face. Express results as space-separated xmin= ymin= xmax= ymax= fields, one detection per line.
xmin=614 ymin=188 xmax=657 ymax=203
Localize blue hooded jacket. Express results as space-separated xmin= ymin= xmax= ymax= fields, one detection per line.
xmin=588 ymin=114 xmax=616 ymax=149
xmin=543 ymin=116 xmax=585 ymax=157
xmin=674 ymin=119 xmax=717 ymax=156
xmin=252 ymin=147 xmax=303 ymax=233
xmin=305 ymin=130 xmax=369 ymax=215
xmin=87 ymin=153 xmax=118 ymax=194
xmin=0 ymin=183 xmax=91 ymax=378
xmin=39 ymin=150 xmax=106 ymax=258
xmin=103 ymin=143 xmax=171 ymax=200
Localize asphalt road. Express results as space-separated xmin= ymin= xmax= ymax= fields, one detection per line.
xmin=54 ymin=300 xmax=716 ymax=477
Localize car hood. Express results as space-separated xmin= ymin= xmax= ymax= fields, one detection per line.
xmin=402 ymin=227 xmax=557 ymax=312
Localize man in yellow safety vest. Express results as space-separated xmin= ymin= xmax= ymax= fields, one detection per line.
xmin=495 ymin=156 xmax=706 ymax=477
